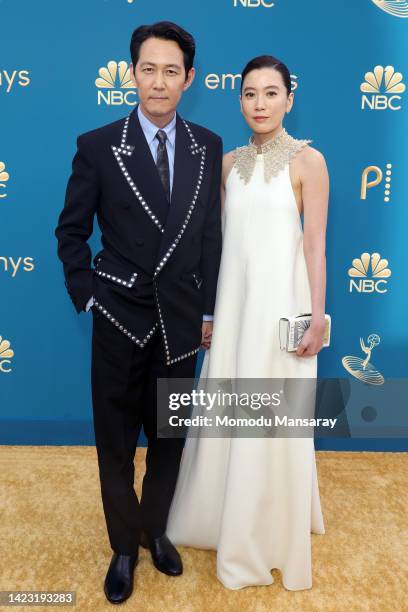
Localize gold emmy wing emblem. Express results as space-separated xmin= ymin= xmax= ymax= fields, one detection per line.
xmin=342 ymin=334 xmax=384 ymax=385
xmin=0 ymin=336 xmax=14 ymax=373
xmin=95 ymin=61 xmax=134 ymax=89
xmin=360 ymin=65 xmax=406 ymax=95
xmin=371 ymin=0 xmax=408 ymax=18
xmin=0 ymin=161 xmax=10 ymax=199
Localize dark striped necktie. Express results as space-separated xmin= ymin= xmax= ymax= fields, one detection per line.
xmin=155 ymin=129 xmax=170 ymax=202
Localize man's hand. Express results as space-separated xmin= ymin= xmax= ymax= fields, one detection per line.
xmin=201 ymin=321 xmax=213 ymax=350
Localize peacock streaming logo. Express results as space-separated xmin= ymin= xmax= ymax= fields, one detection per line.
xmin=95 ymin=61 xmax=137 ymax=106
xmin=348 ymin=252 xmax=391 ymax=293
xmin=0 ymin=336 xmax=14 ymax=374
xmin=370 ymin=0 xmax=408 ymax=18
xmin=361 ymin=163 xmax=393 ymax=202
xmin=361 ymin=65 xmax=405 ymax=110
xmin=0 ymin=161 xmax=10 ymax=199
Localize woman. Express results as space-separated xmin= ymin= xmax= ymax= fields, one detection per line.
xmin=166 ymin=55 xmax=329 ymax=591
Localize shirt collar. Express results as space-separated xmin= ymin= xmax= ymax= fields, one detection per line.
xmin=137 ymin=104 xmax=176 ymax=149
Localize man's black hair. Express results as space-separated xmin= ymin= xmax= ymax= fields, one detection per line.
xmin=130 ymin=21 xmax=196 ymax=77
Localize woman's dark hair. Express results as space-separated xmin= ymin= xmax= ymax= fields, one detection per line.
xmin=130 ymin=21 xmax=196 ymax=77
xmin=241 ymin=55 xmax=292 ymax=97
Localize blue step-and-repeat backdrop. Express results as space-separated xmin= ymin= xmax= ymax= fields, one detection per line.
xmin=1 ymin=0 xmax=407 ymax=449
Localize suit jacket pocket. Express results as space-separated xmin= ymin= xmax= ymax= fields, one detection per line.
xmin=181 ymin=271 xmax=203 ymax=290
xmin=94 ymin=258 xmax=139 ymax=288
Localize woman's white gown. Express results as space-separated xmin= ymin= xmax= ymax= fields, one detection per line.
xmin=166 ymin=146 xmax=325 ymax=591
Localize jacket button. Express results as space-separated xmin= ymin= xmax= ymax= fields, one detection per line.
xmin=135 ymin=238 xmax=144 ymax=246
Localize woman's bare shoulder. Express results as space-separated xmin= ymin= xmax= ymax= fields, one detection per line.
xmin=223 ymin=150 xmax=236 ymax=167
xmin=222 ymin=150 xmax=236 ymax=184
xmin=295 ymin=144 xmax=327 ymax=170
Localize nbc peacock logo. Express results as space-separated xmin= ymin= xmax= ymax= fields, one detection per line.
xmin=95 ymin=60 xmax=137 ymax=107
xmin=0 ymin=336 xmax=14 ymax=373
xmin=371 ymin=0 xmax=408 ymax=18
xmin=361 ymin=65 xmax=405 ymax=110
xmin=0 ymin=161 xmax=10 ymax=199
xmin=348 ymin=252 xmax=391 ymax=294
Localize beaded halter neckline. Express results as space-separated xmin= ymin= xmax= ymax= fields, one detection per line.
xmin=233 ymin=128 xmax=312 ymax=184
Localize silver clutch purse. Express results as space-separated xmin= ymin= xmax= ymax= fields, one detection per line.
xmin=279 ymin=313 xmax=331 ymax=352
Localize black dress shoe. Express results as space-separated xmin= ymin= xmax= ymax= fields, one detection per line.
xmin=104 ymin=552 xmax=138 ymax=604
xmin=140 ymin=532 xmax=183 ymax=576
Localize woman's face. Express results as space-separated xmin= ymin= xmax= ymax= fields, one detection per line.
xmin=240 ymin=67 xmax=294 ymax=136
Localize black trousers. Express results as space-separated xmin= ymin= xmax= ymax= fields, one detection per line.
xmin=91 ymin=307 xmax=197 ymax=555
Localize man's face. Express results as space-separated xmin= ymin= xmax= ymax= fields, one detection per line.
xmin=131 ymin=37 xmax=195 ymax=124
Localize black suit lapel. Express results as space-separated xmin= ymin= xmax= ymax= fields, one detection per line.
xmin=111 ymin=108 xmax=207 ymax=277
xmin=111 ymin=106 xmax=169 ymax=230
xmin=154 ymin=114 xmax=207 ymax=277
xmin=170 ymin=114 xmax=200 ymax=209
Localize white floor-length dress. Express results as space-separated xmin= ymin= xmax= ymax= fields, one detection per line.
xmin=166 ymin=136 xmax=325 ymax=591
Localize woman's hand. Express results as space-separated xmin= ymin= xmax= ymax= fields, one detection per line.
xmin=296 ymin=320 xmax=325 ymax=357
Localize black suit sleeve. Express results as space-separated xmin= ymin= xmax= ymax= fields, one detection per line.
xmin=201 ymin=137 xmax=223 ymax=315
xmin=55 ymin=135 xmax=100 ymax=313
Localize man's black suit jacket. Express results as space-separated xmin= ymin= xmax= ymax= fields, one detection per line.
xmin=55 ymin=105 xmax=223 ymax=365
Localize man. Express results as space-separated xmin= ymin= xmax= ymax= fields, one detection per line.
xmin=55 ymin=21 xmax=222 ymax=604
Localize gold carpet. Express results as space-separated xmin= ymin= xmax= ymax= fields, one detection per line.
xmin=0 ymin=446 xmax=406 ymax=612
